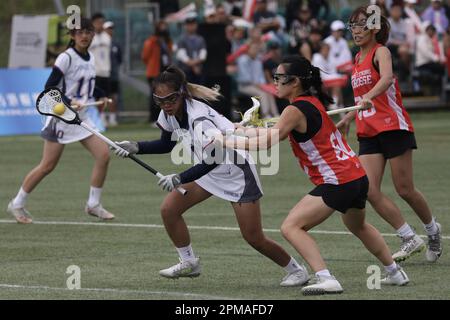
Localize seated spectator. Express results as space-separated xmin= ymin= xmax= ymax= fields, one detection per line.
xmin=288 ymin=5 xmax=319 ymax=55
xmin=324 ymin=20 xmax=353 ymax=74
xmin=263 ymin=41 xmax=287 ymax=113
xmin=404 ymin=0 xmax=422 ymax=53
xmin=415 ymin=23 xmax=446 ymax=93
xmin=300 ymin=28 xmax=322 ymax=62
xmin=421 ymin=0 xmax=449 ymax=36
xmin=175 ymin=13 xmax=207 ymax=84
xmin=236 ymin=43 xmax=279 ymax=118
xmin=223 ymin=0 xmax=243 ymax=17
xmin=387 ymin=4 xmax=413 ymax=81
xmin=253 ymin=0 xmax=281 ymax=34
xmin=286 ymin=0 xmax=329 ymax=31
xmin=312 ymin=42 xmax=348 ymax=117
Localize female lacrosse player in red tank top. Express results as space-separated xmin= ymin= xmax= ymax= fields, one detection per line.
xmin=221 ymin=55 xmax=409 ymax=295
xmin=337 ymin=6 xmax=442 ymax=263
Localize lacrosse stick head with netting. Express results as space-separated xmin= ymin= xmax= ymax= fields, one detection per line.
xmin=35 ymin=87 xmax=80 ymax=124
xmin=238 ymin=97 xmax=261 ymax=126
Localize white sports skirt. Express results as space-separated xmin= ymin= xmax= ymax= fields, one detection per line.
xmin=195 ymin=160 xmax=263 ymax=203
xmin=41 ymin=112 xmax=95 ymax=144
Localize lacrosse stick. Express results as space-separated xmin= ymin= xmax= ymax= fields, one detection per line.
xmin=71 ymin=98 xmax=113 ymax=111
xmin=35 ymin=87 xmax=187 ymax=195
xmin=238 ymin=97 xmax=261 ymax=126
xmin=241 ymin=104 xmax=367 ymax=128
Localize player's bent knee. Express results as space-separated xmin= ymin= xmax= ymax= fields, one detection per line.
xmin=243 ymin=234 xmax=266 ymax=250
xmin=39 ymin=162 xmax=58 ymax=175
xmin=395 ymin=186 xmax=414 ymax=200
xmin=160 ymin=203 xmax=179 ymax=220
xmin=280 ymin=221 xmax=297 ymax=239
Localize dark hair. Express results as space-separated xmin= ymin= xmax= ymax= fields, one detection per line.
xmin=153 ymin=65 xmax=221 ymax=102
xmin=91 ymin=12 xmax=105 ymax=21
xmin=349 ymin=5 xmax=390 ymax=45
xmin=281 ymin=55 xmax=333 ymax=106
xmin=67 ymin=18 xmax=94 ymax=48
xmin=154 ymin=21 xmax=171 ymax=42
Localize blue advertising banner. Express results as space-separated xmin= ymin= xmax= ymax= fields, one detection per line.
xmin=0 ymin=68 xmax=104 ymax=137
xmin=0 ymin=68 xmax=50 ymax=136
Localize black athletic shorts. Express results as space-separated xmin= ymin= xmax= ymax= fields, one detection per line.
xmin=309 ymin=175 xmax=369 ymax=214
xmin=96 ymin=76 xmax=111 ymax=97
xmin=110 ymin=79 xmax=119 ymax=94
xmin=358 ymin=130 xmax=417 ymax=159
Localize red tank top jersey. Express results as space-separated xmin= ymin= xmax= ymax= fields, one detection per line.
xmin=351 ymin=44 xmax=414 ymax=137
xmin=288 ymin=96 xmax=366 ymax=186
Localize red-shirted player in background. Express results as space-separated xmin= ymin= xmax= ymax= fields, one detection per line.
xmin=337 ymin=6 xmax=442 ymax=263
xmin=220 ymin=55 xmax=409 ymax=295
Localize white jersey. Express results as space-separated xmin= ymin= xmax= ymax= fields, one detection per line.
xmin=324 ymin=36 xmax=352 ymax=69
xmin=157 ymin=98 xmax=263 ymax=203
xmin=89 ymin=31 xmax=111 ymax=78
xmin=55 ymin=47 xmax=96 ymax=107
xmin=41 ymin=48 xmax=98 ymax=144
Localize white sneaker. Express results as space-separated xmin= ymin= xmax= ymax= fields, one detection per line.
xmin=7 ymin=200 xmax=33 ymax=224
xmin=426 ymin=222 xmax=442 ymax=262
xmin=85 ymin=203 xmax=115 ymax=220
xmin=159 ymin=257 xmax=201 ymax=279
xmin=280 ymin=265 xmax=309 ymax=287
xmin=301 ymin=275 xmax=343 ymax=295
xmin=381 ymin=266 xmax=409 ymax=286
xmin=392 ymin=234 xmax=425 ymax=262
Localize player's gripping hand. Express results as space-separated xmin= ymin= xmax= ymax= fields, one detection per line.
xmin=157 ymin=174 xmax=181 ymax=192
xmin=112 ymin=141 xmax=139 ymax=157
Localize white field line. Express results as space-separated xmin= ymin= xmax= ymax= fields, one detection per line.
xmin=0 ymin=283 xmax=238 ymax=300
xmin=0 ymin=219 xmax=448 ymax=240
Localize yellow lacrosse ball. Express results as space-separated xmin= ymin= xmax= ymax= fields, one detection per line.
xmin=53 ymin=103 xmax=66 ymax=115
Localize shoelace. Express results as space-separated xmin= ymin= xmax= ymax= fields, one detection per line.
xmin=400 ymin=237 xmax=419 ymax=252
xmin=173 ymin=259 xmax=193 ymax=273
xmin=428 ymin=233 xmax=441 ymax=251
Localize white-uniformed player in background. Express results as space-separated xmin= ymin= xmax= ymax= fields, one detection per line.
xmin=113 ymin=66 xmax=309 ymax=286
xmin=89 ymin=13 xmax=112 ymax=127
xmin=7 ymin=18 xmax=114 ymax=223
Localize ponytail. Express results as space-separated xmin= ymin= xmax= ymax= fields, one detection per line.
xmin=186 ymin=83 xmax=222 ymax=102
xmin=310 ymin=66 xmax=334 ymax=106
xmin=281 ymin=55 xmax=334 ymax=106
xmin=154 ymin=65 xmax=222 ymax=103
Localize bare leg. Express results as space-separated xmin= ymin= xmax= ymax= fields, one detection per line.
xmin=389 ymin=150 xmax=433 ymax=225
xmin=280 ymin=195 xmax=334 ymax=272
xmin=80 ymin=135 xmax=110 ymax=188
xmin=359 ymin=154 xmax=406 ymax=229
xmin=21 ymin=140 xmax=65 ymax=193
xmin=342 ymin=208 xmax=394 ymax=266
xmin=232 ymin=200 xmax=291 ymax=267
xmin=160 ymin=182 xmax=212 ymax=247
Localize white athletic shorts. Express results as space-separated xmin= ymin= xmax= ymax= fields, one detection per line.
xmin=195 ymin=160 xmax=263 ymax=203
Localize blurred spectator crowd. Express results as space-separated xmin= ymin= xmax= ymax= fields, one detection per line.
xmin=93 ymin=0 xmax=450 ymax=123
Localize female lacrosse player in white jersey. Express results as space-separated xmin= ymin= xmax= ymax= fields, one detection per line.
xmin=7 ymin=18 xmax=114 ymax=223
xmin=114 ymin=65 xmax=309 ymax=286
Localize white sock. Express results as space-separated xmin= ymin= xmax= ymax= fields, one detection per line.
xmin=315 ymin=269 xmax=332 ymax=278
xmin=109 ymin=113 xmax=117 ymax=124
xmin=12 ymin=187 xmax=29 ymax=208
xmin=384 ymin=262 xmax=398 ymax=274
xmin=87 ymin=186 xmax=102 ymax=208
xmin=283 ymin=257 xmax=302 ymax=274
xmin=424 ymin=217 xmax=438 ymax=235
xmin=396 ymin=223 xmax=415 ymax=239
xmin=176 ymin=244 xmax=195 ymax=261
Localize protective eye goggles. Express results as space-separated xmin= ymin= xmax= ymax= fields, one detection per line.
xmin=153 ymin=91 xmax=182 ymax=106
xmin=273 ymin=74 xmax=298 ymax=85
xmin=347 ymin=20 xmax=369 ymax=32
